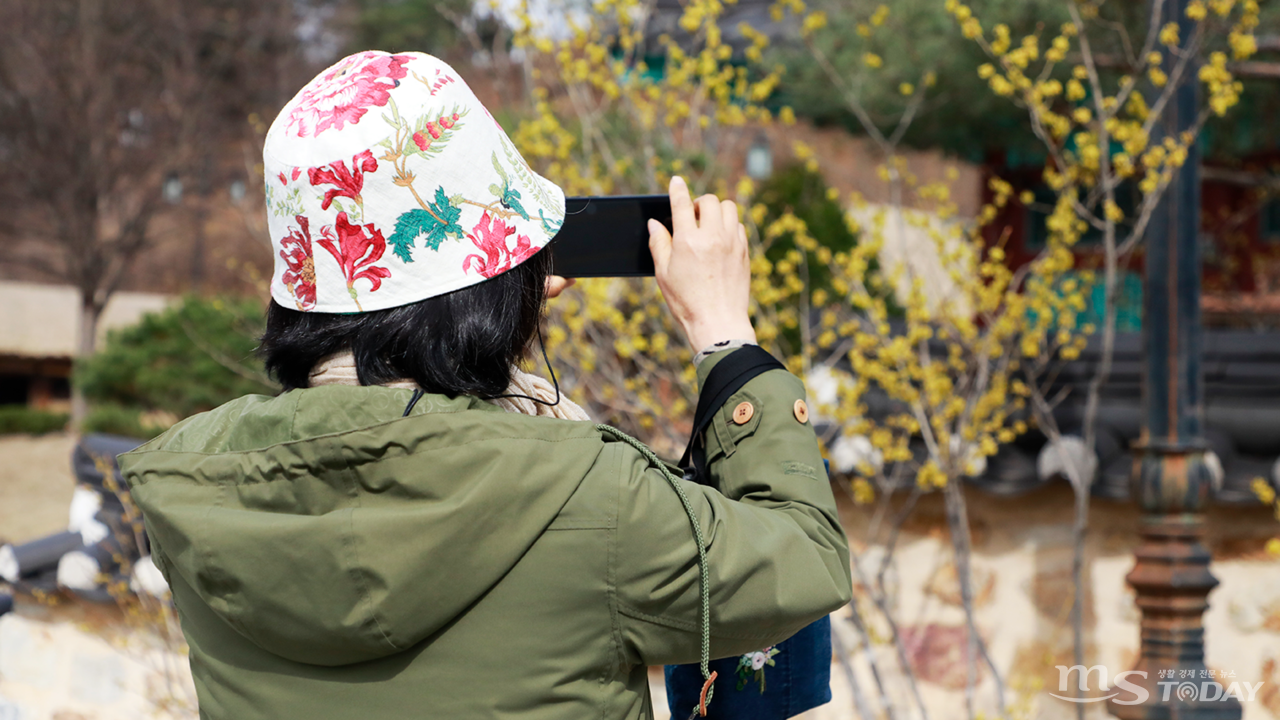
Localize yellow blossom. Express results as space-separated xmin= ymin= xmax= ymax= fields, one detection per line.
xmin=1254 ymin=477 xmax=1277 ymax=505
xmin=801 ymin=11 xmax=827 ymax=36
xmin=852 ymin=478 xmax=875 ymax=504
xmin=1230 ymin=31 xmax=1257 ymax=60
xmin=1045 ymin=37 xmax=1068 ymax=63
xmin=990 ymin=75 xmax=1015 ymax=96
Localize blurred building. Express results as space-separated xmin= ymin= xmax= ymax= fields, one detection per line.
xmin=0 ymin=282 xmax=170 ymax=411
xmin=940 ymin=152 xmax=1280 ymax=504
xmin=986 ymin=150 xmax=1280 ymax=327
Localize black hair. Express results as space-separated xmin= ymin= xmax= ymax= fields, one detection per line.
xmin=260 ymin=248 xmax=552 ymax=396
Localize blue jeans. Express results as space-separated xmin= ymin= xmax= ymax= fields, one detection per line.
xmin=664 ymin=616 xmax=832 ymax=719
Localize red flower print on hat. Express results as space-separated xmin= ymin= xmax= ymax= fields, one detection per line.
xmin=279 ymin=215 xmax=318 ymax=311
xmin=418 ymin=68 xmax=455 ymax=95
xmin=308 ymin=150 xmax=378 ymax=211
xmin=317 ymin=212 xmax=392 ymax=310
xmin=462 ymin=210 xmax=539 ymax=279
xmin=285 ymin=52 xmax=412 ymax=138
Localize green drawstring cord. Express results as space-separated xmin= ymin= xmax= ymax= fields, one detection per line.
xmin=595 ymin=424 xmax=716 ymax=718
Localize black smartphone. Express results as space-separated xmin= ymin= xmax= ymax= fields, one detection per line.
xmin=549 ymin=195 xmax=671 ymax=277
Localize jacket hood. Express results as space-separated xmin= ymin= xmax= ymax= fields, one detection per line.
xmin=120 ymin=385 xmax=605 ymax=667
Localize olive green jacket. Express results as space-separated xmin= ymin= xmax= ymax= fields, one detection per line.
xmin=120 ymin=351 xmax=852 ymax=720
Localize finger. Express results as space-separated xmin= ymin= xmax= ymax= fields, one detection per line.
xmin=669 ymin=176 xmax=696 ymax=236
xmin=545 ymin=275 xmax=575 ymax=299
xmin=720 ymin=199 xmax=738 ymax=236
xmin=648 ymin=217 xmax=673 ymax=272
xmin=696 ymin=194 xmax=723 ymax=233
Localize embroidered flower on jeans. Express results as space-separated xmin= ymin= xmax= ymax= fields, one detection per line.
xmin=316 ymin=212 xmax=391 ymax=310
xmin=279 ymin=215 xmax=317 ymax=311
xmin=285 ymin=52 xmax=412 ymax=138
xmin=736 ymin=646 xmax=780 ymax=693
xmin=462 ymin=210 xmax=539 ymax=279
xmin=309 ymin=150 xmax=378 ymax=211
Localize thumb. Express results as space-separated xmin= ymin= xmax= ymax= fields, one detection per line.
xmin=648 ymin=218 xmax=672 ymax=272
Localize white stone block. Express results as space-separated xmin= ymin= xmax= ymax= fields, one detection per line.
xmin=69 ymin=654 xmax=125 ymax=705
xmin=0 ymin=694 xmax=23 ymax=720
xmin=0 ymin=616 xmax=57 ymax=689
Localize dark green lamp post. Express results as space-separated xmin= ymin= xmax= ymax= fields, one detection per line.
xmin=1108 ymin=0 xmax=1240 ymax=718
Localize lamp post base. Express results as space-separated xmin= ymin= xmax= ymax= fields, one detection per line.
xmin=1108 ymin=510 xmax=1239 ymax=719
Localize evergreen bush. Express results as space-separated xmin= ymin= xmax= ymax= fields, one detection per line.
xmin=77 ymin=296 xmax=277 ymax=422
xmin=0 ymin=405 xmax=69 ymax=435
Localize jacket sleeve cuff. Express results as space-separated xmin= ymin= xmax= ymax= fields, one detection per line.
xmin=692 ymin=339 xmax=756 ymax=368
xmin=693 ymin=348 xmax=826 ymax=497
xmin=694 ymin=347 xmax=749 ymax=390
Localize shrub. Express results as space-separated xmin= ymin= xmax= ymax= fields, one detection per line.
xmin=81 ymin=402 xmax=163 ymax=441
xmin=0 ymin=405 xmax=69 ymax=435
xmin=753 ymin=162 xmax=863 ymax=294
xmin=77 ymin=296 xmax=278 ymax=421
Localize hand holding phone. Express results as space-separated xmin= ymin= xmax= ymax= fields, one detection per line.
xmin=547 ymin=179 xmax=755 ymax=351
xmin=647 ymin=176 xmax=756 ymax=352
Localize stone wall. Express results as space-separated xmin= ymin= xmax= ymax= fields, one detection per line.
xmin=0 ymin=597 xmax=193 ymax=720
xmin=820 ymin=483 xmax=1280 ymax=720
xmin=752 ymin=123 xmax=985 ymax=219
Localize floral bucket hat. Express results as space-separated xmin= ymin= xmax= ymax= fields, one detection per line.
xmin=264 ymin=51 xmax=566 ymax=313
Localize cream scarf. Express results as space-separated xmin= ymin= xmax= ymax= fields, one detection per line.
xmin=307 ymin=352 xmax=591 ymax=422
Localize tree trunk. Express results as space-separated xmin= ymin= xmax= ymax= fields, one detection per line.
xmin=70 ymin=295 xmax=103 ymax=432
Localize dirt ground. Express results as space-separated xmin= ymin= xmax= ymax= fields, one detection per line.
xmin=0 ymin=432 xmax=77 ymax=544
